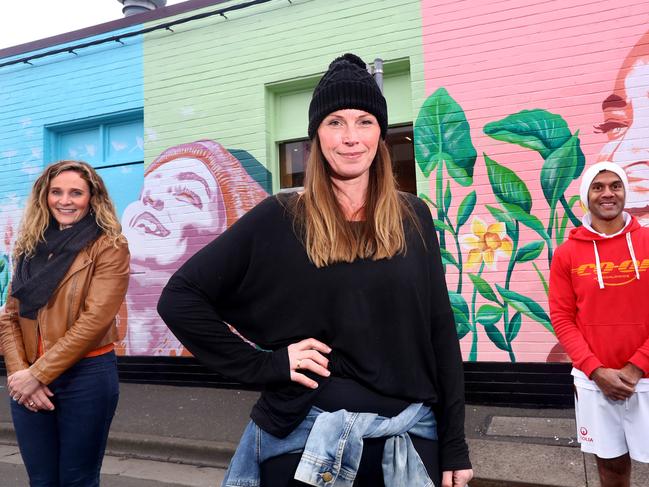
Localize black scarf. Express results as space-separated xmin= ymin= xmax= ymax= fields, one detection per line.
xmin=11 ymin=212 xmax=102 ymax=319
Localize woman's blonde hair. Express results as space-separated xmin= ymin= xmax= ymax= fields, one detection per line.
xmin=13 ymin=160 xmax=124 ymax=259
xmin=295 ymin=137 xmax=417 ymax=268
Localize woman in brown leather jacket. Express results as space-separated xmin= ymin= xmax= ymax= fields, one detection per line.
xmin=0 ymin=160 xmax=129 ymax=486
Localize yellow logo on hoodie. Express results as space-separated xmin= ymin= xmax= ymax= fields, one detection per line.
xmin=572 ymin=258 xmax=649 ymax=286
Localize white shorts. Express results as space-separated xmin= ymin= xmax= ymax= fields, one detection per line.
xmin=572 ymin=368 xmax=649 ymax=462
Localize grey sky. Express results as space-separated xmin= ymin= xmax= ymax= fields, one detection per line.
xmin=1 ymin=0 xmax=188 ymax=50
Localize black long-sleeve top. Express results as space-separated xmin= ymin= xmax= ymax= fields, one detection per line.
xmin=157 ymin=192 xmax=471 ymax=471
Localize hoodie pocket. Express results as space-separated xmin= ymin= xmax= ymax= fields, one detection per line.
xmin=583 ymin=321 xmax=648 ymax=367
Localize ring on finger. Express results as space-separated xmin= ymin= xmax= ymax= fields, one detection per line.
xmin=28 ymin=401 xmax=35 ymax=407
xmin=296 ymin=359 xmax=302 ymax=370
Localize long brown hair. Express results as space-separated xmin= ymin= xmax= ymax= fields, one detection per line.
xmin=13 ymin=160 xmax=124 ymax=259
xmin=294 ymin=137 xmax=417 ymax=268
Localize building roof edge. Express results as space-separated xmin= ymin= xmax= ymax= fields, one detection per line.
xmin=0 ymin=0 xmax=227 ymax=59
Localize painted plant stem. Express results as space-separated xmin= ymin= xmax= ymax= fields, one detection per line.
xmin=469 ymin=261 xmax=485 ymax=361
xmin=502 ymin=221 xmax=520 ymax=337
xmin=454 ymin=229 xmax=464 ymax=294
xmin=436 ymin=160 xmax=446 ymax=249
xmin=443 ymin=214 xmax=464 ymax=295
xmin=546 ymin=207 xmax=556 ymax=264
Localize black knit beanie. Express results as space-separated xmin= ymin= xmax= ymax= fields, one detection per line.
xmin=308 ymin=53 xmax=388 ymax=140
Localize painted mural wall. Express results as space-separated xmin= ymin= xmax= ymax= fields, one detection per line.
xmin=419 ymin=0 xmax=649 ymax=362
xmin=122 ymin=140 xmax=268 ymax=355
xmin=2 ymin=0 xmax=649 ymax=364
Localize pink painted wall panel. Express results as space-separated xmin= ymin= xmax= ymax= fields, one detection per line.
xmin=419 ymin=0 xmax=649 ymax=362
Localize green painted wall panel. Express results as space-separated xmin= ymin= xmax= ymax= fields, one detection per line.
xmin=143 ymin=0 xmax=425 ymax=192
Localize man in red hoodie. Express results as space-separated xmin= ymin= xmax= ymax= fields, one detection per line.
xmin=550 ymin=161 xmax=649 ymax=486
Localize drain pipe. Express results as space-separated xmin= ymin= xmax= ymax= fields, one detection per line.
xmin=372 ymin=58 xmax=384 ymax=93
xmin=119 ymin=0 xmax=167 ymax=17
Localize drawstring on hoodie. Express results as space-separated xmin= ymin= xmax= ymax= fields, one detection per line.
xmin=593 ymin=241 xmax=604 ymax=290
xmin=626 ymin=232 xmax=641 ymax=281
xmin=591 ymin=232 xmax=640 ymax=289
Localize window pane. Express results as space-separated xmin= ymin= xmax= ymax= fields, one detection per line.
xmin=279 ymin=140 xmax=310 ymax=189
xmin=96 ymin=163 xmax=144 ymax=220
xmin=58 ymin=128 xmax=101 ymax=165
xmin=386 ymin=125 xmax=416 ymax=195
xmin=106 ymin=120 xmax=144 ymax=165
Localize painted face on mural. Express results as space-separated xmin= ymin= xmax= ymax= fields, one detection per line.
xmin=597 ymin=32 xmax=649 ymax=223
xmin=317 ymin=109 xmax=380 ymax=184
xmin=47 ymin=170 xmax=91 ymax=229
xmin=122 ymin=157 xmax=226 ymax=267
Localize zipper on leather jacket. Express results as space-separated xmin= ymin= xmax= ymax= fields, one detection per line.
xmin=66 ymin=273 xmax=80 ymax=329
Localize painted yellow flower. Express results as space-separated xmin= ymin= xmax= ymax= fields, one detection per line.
xmin=461 ymin=217 xmax=513 ymax=269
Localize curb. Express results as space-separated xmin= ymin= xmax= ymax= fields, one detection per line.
xmin=0 ymin=422 xmax=236 ymax=468
xmin=107 ymin=432 xmax=237 ymax=468
xmin=0 ymin=422 xmax=574 ymax=486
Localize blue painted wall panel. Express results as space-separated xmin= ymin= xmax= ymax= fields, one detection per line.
xmin=0 ymin=28 xmax=144 ymax=207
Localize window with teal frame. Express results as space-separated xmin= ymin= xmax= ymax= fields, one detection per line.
xmin=46 ymin=110 xmax=144 ymax=220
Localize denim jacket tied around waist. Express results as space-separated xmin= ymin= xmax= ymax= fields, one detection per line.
xmin=221 ymin=402 xmax=437 ymax=487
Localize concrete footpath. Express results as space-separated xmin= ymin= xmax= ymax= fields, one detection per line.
xmin=1 ymin=378 xmax=647 ymax=487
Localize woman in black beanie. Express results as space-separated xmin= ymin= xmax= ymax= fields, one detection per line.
xmin=158 ymin=53 xmax=473 ymax=487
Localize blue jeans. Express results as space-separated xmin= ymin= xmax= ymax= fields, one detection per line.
xmin=10 ymin=351 xmax=119 ymax=487
xmin=223 ymin=403 xmax=437 ymax=487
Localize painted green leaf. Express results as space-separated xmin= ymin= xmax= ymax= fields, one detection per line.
xmin=0 ymin=255 xmax=8 ymax=306
xmin=468 ymin=273 xmax=499 ymax=303
xmin=448 ymin=291 xmax=471 ymax=339
xmin=433 ymin=219 xmax=454 ymax=234
xmin=483 ymin=109 xmax=572 ymax=159
xmin=457 ymin=191 xmax=476 ymax=229
xmin=506 ymin=312 xmax=522 ymax=343
xmin=541 ymin=133 xmax=585 ymax=209
xmin=444 ymin=181 xmax=452 ymax=213
xmin=515 ymin=241 xmax=545 ymax=263
xmin=501 ymin=202 xmax=550 ymax=241
xmin=414 ymin=87 xmax=477 ymax=185
xmin=496 ymin=284 xmax=554 ymax=334
xmin=419 ymin=192 xmax=437 ymax=208
xmin=455 ymin=320 xmax=471 ymax=339
xmin=440 ymin=248 xmax=459 ymax=268
xmin=556 ymin=194 xmax=581 ymax=245
xmin=486 ymin=205 xmax=517 ymax=240
xmin=486 ymin=205 xmax=513 ymax=224
xmin=532 ymin=262 xmax=549 ymax=296
xmin=483 ymin=323 xmax=510 ymax=352
xmin=484 ymin=154 xmax=532 ymax=213
xmin=476 ymin=304 xmax=504 ymax=326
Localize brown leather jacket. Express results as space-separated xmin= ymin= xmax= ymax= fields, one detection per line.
xmin=0 ymin=234 xmax=130 ymax=384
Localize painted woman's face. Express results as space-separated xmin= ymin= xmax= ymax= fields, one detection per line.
xmin=597 ymin=39 xmax=649 ymax=223
xmin=122 ymin=157 xmax=226 ymax=267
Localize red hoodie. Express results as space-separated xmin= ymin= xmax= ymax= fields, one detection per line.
xmin=549 ymin=216 xmax=649 ymax=378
